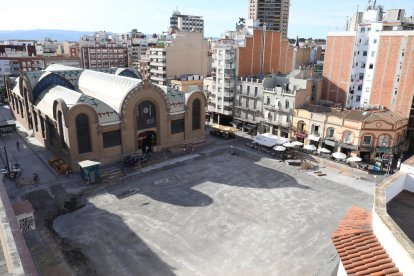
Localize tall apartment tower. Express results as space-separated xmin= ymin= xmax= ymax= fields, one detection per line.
xmin=323 ymin=2 xmax=414 ymax=148
xmin=248 ymin=0 xmax=290 ymax=37
xmin=170 ymin=10 xmax=204 ymax=34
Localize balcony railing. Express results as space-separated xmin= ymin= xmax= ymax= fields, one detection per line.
xmin=263 ymin=104 xmax=292 ymax=113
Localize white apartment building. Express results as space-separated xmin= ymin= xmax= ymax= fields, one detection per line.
xmin=149 ymin=47 xmax=167 ymax=86
xmin=348 ymin=5 xmax=384 ymax=107
xmin=262 ymin=76 xmax=311 ymax=137
xmin=209 ymin=42 xmax=237 ymax=123
xmin=170 ymin=10 xmax=204 ymax=33
xmin=233 ymin=76 xmax=263 ymax=134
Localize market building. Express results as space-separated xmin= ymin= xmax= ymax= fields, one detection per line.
xmin=4 ymin=64 xmax=206 ymax=170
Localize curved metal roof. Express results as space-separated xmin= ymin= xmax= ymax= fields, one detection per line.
xmin=78 ymin=70 xmax=142 ymax=114
xmin=34 ymin=85 xmax=120 ymax=124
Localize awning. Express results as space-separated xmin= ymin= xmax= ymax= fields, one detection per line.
xmin=78 ymin=160 xmax=101 ymax=169
xmin=244 ymin=124 xmax=257 ymax=131
xmin=308 ymin=134 xmax=321 ymax=142
xmin=323 ymin=139 xmax=337 ymax=147
xmin=254 ymin=133 xmax=282 ymax=147
xmin=340 ymin=143 xmax=358 ymax=150
xmin=296 ymin=131 xmax=307 ymax=139
xmin=230 ymin=120 xmax=242 ymax=127
xmin=376 ymin=147 xmax=392 ymax=154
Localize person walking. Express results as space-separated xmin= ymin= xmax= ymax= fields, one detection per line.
xmin=16 ymin=140 xmax=20 ymax=150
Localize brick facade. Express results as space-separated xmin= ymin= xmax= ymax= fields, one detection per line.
xmin=322 ymin=34 xmax=355 ymax=106
xmin=237 ymin=30 xmax=293 ymax=77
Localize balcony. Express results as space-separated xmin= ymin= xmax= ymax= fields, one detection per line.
xmin=151 ymin=75 xmax=166 ymax=82
xmin=151 ymin=61 xmax=165 ymax=67
xmin=150 ymin=68 xmax=166 ymax=74
xmin=241 ymin=94 xmax=259 ymax=99
xmin=263 ymin=105 xmax=292 ymax=113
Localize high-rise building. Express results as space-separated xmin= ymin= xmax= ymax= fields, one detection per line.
xmin=207 ymin=24 xmax=294 ymax=125
xmin=79 ymin=32 xmax=128 ymax=69
xmin=248 ymin=0 xmax=290 ymax=37
xmin=148 ymin=32 xmax=209 ymax=86
xmin=322 ymin=2 xmax=414 ymax=150
xmin=170 ymin=10 xmax=204 ymax=34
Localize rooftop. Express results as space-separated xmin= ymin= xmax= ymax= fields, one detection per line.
xmin=332 ymin=206 xmax=402 ymax=275
xmin=387 ymin=191 xmax=414 ymax=244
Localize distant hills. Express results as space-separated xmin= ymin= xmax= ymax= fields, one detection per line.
xmin=0 ymin=29 xmax=94 ymax=41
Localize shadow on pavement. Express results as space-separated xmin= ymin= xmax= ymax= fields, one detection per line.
xmin=108 ymin=148 xmax=310 ymax=207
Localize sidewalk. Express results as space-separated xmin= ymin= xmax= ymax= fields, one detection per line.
xmin=0 ymin=105 xmax=81 ymax=200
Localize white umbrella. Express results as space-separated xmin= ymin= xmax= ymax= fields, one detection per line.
xmin=303 ymin=144 xmax=317 ymax=151
xmin=283 ymin=142 xmax=294 ymax=148
xmin=273 ymin=146 xmax=286 ymax=152
xmin=332 ymin=152 xmax=347 ymax=159
xmin=347 ymin=156 xmax=362 ymax=162
xmin=275 ymin=139 xmax=285 ymax=145
xmin=292 ymin=141 xmax=304 ymax=146
xmin=317 ymin=147 xmax=331 ymax=154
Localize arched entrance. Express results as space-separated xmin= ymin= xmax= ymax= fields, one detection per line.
xmin=138 ymin=131 xmax=157 ymax=152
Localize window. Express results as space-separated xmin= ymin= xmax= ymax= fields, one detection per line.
xmin=239 ymin=85 xmax=242 ymax=94
xmin=103 ymin=130 xmax=122 ymax=148
xmin=266 ymin=97 xmax=270 ymax=105
xmin=326 ymin=127 xmax=334 ymax=138
xmin=171 ymin=119 xmax=184 ymax=134
xmin=137 ymin=101 xmax=156 ymax=130
xmin=378 ymin=135 xmax=389 ymax=147
xmin=254 ymin=87 xmax=258 ymax=97
xmin=76 ymin=114 xmax=91 ymax=154
xmin=47 ymin=120 xmax=57 ymax=146
xmin=373 ymin=39 xmax=377 ymax=44
xmin=192 ymin=99 xmax=201 ymax=130
xmin=369 ymin=64 xmax=374 ymax=69
xmin=343 ymin=131 xmax=353 ymax=143
xmin=268 ymin=112 xmax=273 ymax=121
xmin=356 ymin=96 xmax=361 ymax=101
xmin=247 ymin=85 xmax=250 ymax=95
xmin=371 ymin=51 xmax=376 ymax=57
xmin=285 ymin=100 xmax=289 ymax=109
xmin=363 ymin=51 xmax=367 ymax=56
xmin=298 ymin=121 xmax=305 ymax=131
xmin=363 ymin=135 xmax=372 ymax=146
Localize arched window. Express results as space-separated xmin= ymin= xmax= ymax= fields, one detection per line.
xmin=378 ymin=134 xmax=390 ymax=147
xmin=76 ymin=114 xmax=91 ymax=154
xmin=343 ymin=131 xmax=353 ymax=144
xmin=297 ymin=120 xmax=305 ymax=131
xmin=137 ymin=101 xmax=156 ymax=130
xmin=192 ymin=99 xmax=201 ymax=130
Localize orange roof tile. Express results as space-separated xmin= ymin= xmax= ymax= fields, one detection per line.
xmin=332 ymin=206 xmax=403 ymax=276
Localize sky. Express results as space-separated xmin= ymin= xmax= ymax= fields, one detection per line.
xmin=1 ymin=0 xmax=414 ymax=39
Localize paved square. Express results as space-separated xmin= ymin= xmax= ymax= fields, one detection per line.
xmin=54 ymin=149 xmax=372 ymax=275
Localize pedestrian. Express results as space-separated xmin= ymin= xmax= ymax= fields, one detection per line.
xmin=16 ymin=140 xmax=20 ymax=150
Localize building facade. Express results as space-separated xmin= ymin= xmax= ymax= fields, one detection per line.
xmin=170 ymin=10 xmax=204 ymax=33
xmin=323 ymin=3 xmax=414 ymax=151
xmin=292 ymin=105 xmax=408 ymax=162
xmin=79 ymin=32 xmax=128 ymax=69
xmin=4 ymin=65 xmax=206 ymax=170
xmin=149 ymin=32 xmax=209 ymax=86
xmin=248 ymin=0 xmax=290 ymax=37
xmin=261 ymin=76 xmax=311 ymax=137
xmin=233 ymin=76 xmax=264 ymax=135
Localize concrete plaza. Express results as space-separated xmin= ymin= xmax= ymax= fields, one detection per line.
xmin=54 ymin=148 xmax=373 ymax=276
